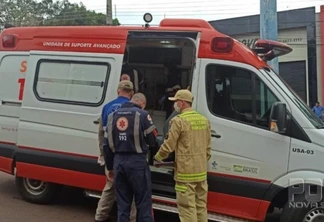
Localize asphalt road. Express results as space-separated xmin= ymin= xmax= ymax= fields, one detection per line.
xmin=0 ymin=172 xmax=280 ymax=222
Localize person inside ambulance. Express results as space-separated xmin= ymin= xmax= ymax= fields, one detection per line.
xmin=163 ymin=60 xmax=182 ymax=119
xmin=155 ymin=87 xmax=192 ymax=163
xmin=120 ymin=50 xmax=144 ymax=93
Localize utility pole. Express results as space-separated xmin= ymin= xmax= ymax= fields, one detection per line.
xmin=106 ymin=0 xmax=113 ymax=25
xmin=114 ymin=4 xmax=117 ymax=19
xmin=260 ymin=0 xmax=279 ymax=73
xmin=260 ymin=0 xmax=279 ymax=113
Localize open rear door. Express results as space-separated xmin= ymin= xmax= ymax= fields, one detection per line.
xmin=124 ymin=30 xmax=201 ymax=200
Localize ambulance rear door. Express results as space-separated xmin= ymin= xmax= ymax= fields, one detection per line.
xmin=0 ymin=52 xmax=29 ymax=174
xmin=125 ymin=29 xmax=201 ymax=200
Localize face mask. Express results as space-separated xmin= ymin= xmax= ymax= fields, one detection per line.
xmin=173 ymin=102 xmax=180 ymax=113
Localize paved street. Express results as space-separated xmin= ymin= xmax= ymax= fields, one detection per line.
xmin=0 ymin=172 xmax=280 ymax=222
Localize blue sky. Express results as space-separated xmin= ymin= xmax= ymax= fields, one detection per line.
xmin=66 ymin=0 xmax=323 ymax=25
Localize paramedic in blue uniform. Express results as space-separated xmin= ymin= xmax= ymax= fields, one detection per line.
xmin=103 ymin=93 xmax=157 ymax=222
xmin=95 ymin=80 xmax=136 ymax=222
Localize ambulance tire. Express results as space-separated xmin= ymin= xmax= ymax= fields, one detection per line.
xmin=15 ymin=176 xmax=62 ymax=205
xmin=280 ymin=194 xmax=324 ymax=222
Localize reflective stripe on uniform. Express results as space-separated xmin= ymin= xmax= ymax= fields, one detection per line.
xmin=177 ymin=172 xmax=207 ymax=181
xmin=134 ymin=111 xmax=142 ymax=153
xmin=179 ymin=111 xmax=207 ymax=130
xmin=175 ymin=184 xmax=187 ymax=193
xmin=179 ymin=111 xmax=197 ymax=117
xmin=107 ymin=114 xmax=115 ymax=152
xmin=144 ymin=125 xmax=155 ymax=135
xmin=155 ymin=152 xmax=163 ymax=162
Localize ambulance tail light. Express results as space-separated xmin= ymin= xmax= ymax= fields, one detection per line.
xmin=211 ymin=37 xmax=233 ymax=53
xmin=2 ymin=35 xmax=16 ymax=48
xmin=252 ymin=39 xmax=293 ymax=61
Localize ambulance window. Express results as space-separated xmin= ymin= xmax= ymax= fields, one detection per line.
xmin=254 ymin=76 xmax=279 ymax=128
xmin=34 ymin=59 xmax=110 ymax=106
xmin=206 ymin=64 xmax=279 ymax=129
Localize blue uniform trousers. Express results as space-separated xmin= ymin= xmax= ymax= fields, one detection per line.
xmin=113 ymin=154 xmax=153 ymax=222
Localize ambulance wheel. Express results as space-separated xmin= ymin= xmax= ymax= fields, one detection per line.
xmin=15 ymin=176 xmax=62 ymax=205
xmin=280 ymin=195 xmax=324 ymax=222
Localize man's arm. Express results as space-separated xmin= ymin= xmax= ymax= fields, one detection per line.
xmin=154 ymin=118 xmax=181 ymax=162
xmin=97 ymin=115 xmax=106 ymax=166
xmin=142 ymin=113 xmax=158 ymax=147
xmin=103 ymin=143 xmax=114 ymax=171
xmin=98 ymin=116 xmax=104 ymax=155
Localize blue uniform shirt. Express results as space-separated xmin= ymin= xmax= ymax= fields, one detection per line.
xmin=101 ymin=96 xmax=130 ymax=129
xmin=103 ymin=102 xmax=158 ymax=171
xmin=312 ymin=105 xmax=324 ymax=118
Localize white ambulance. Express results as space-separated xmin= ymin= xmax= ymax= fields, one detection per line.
xmin=0 ymin=15 xmax=324 ymax=222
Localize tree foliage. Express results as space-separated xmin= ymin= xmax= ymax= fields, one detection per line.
xmin=0 ymin=0 xmax=119 ymax=27
xmin=112 ymin=18 xmax=120 ymax=26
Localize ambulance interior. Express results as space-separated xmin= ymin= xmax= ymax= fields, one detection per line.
xmin=123 ymin=36 xmax=197 ymax=137
xmin=122 ymin=34 xmax=197 ymax=164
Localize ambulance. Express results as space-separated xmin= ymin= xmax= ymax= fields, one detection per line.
xmin=1 ymin=14 xmax=324 ymax=222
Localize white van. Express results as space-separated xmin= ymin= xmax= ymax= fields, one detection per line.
xmin=0 ymin=17 xmax=324 ymax=222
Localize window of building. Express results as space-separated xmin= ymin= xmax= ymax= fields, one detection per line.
xmin=34 ymin=59 xmax=110 ymax=106
xmin=206 ymin=64 xmax=279 ymax=129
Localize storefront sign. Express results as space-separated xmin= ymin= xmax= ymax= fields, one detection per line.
xmin=239 ymin=38 xmax=303 ymax=48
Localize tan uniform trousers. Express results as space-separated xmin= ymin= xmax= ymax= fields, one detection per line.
xmin=95 ymin=167 xmax=137 ymax=222
xmin=176 ymin=180 xmax=208 ymax=222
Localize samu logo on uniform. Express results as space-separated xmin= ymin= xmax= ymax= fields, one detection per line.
xmin=116 ymin=117 xmax=128 ymax=131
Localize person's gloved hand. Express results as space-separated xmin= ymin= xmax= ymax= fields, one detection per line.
xmin=153 ymin=160 xmax=164 ymax=168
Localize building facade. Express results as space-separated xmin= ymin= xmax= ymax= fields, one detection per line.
xmin=209 ymin=7 xmax=319 ymax=106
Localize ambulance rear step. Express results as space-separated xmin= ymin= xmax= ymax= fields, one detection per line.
xmin=84 ymin=190 xmax=254 ymax=222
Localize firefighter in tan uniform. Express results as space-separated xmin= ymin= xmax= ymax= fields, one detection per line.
xmin=154 ymin=89 xmax=211 ymax=222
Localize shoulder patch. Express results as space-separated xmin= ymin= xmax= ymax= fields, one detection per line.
xmin=116 ymin=117 xmax=128 ymax=131
xmin=109 ymin=104 xmax=122 ymax=114
xmin=147 ymin=114 xmax=152 ymax=121
xmin=169 ymin=118 xmax=176 ymax=126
